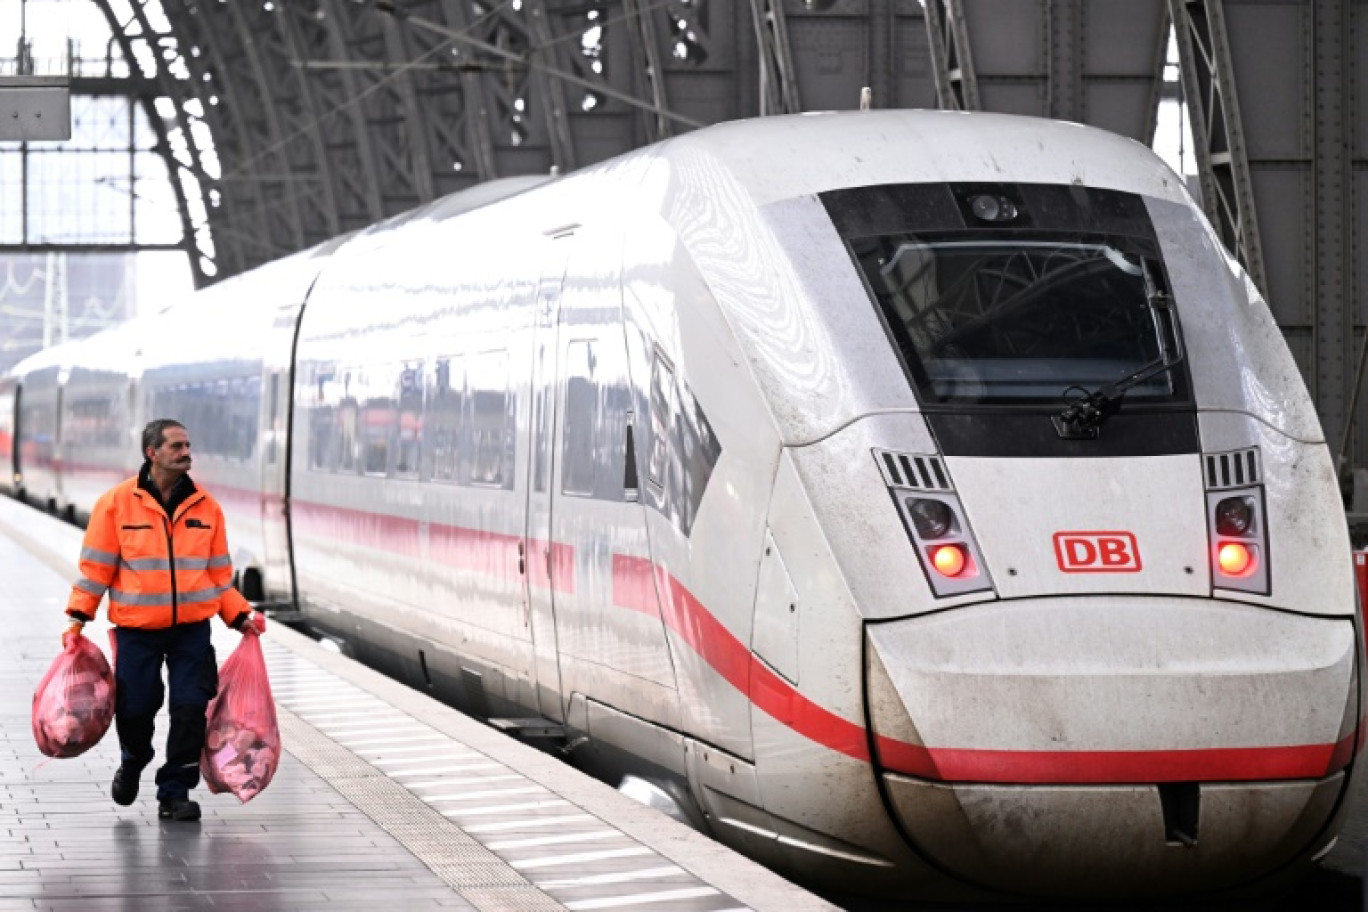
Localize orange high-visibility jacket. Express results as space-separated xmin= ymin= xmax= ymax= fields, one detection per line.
xmin=66 ymin=476 xmax=251 ymax=629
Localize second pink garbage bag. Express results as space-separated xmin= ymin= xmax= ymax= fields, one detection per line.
xmin=199 ymin=628 xmax=280 ymax=803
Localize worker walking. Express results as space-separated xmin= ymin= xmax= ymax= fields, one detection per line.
xmin=62 ymin=419 xmax=264 ymax=821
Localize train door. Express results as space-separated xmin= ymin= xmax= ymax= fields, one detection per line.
xmin=524 ymin=233 xmax=574 ymax=721
xmin=258 ymin=303 xmax=304 ymax=606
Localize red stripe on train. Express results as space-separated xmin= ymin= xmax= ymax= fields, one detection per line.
xmin=291 ymin=499 xmax=575 ymax=594
xmin=875 ymin=734 xmax=1356 ymax=784
xmin=612 ymin=555 xmax=1355 ymax=783
xmin=614 ymin=554 xmax=870 ymax=762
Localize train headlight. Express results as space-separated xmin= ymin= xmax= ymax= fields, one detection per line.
xmin=1214 ymin=496 xmax=1255 ymax=537
xmin=907 ymin=497 xmax=956 ymax=539
xmin=969 ymin=193 xmax=1018 ymax=222
xmin=930 ymin=543 xmax=968 ymax=578
xmin=1217 ymin=542 xmax=1255 ymax=576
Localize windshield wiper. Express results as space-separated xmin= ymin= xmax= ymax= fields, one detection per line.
xmin=1052 ymin=263 xmax=1185 ymax=441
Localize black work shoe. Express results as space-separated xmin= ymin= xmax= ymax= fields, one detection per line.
xmin=157 ymin=799 xmax=201 ymax=821
xmin=111 ymin=766 xmax=139 ymax=806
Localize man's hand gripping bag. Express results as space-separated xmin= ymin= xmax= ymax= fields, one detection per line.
xmin=200 ymin=629 xmax=281 ymax=802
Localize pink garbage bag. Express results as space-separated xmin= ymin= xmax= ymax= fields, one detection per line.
xmin=200 ymin=630 xmax=280 ymax=803
xmin=32 ymin=632 xmax=115 ymax=758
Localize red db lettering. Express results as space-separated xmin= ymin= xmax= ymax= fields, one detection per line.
xmin=1066 ymin=538 xmax=1097 ymax=566
xmin=1054 ymin=532 xmax=1141 ymax=573
xmin=1098 ymin=538 xmax=1131 ymax=566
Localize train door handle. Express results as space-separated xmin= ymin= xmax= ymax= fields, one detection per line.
xmin=518 ymin=541 xmax=525 ymax=575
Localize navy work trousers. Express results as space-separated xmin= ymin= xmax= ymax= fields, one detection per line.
xmin=113 ymin=620 xmax=218 ymax=802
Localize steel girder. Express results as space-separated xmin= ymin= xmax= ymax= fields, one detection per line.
xmin=750 ymin=0 xmax=800 ymax=115
xmin=90 ymin=0 xmax=219 ymax=284
xmin=57 ymin=0 xmax=1368 ymax=493
xmin=1169 ymin=0 xmax=1364 ymax=482
xmin=924 ymin=0 xmax=979 ymax=110
xmin=1168 ymin=0 xmax=1266 ymax=293
xmin=924 ymin=0 xmax=1168 ymax=143
xmin=94 ymin=0 xmax=1364 ymax=487
xmin=108 ymin=0 xmax=922 ymax=276
xmin=757 ymin=0 xmax=935 ymax=115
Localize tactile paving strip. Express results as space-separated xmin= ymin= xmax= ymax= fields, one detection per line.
xmin=268 ymin=652 xmax=750 ymax=912
xmin=278 ymin=705 xmax=553 ymax=898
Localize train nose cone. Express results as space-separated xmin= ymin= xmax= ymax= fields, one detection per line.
xmin=864 ymin=598 xmax=1356 ymax=899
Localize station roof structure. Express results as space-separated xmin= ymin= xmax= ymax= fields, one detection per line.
xmin=1 ymin=0 xmax=1366 ymax=502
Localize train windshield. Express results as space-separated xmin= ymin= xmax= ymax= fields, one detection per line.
xmin=822 ymin=182 xmax=1189 ymax=408
xmin=848 ymin=235 xmax=1173 ymax=403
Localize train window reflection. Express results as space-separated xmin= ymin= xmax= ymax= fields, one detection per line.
xmin=66 ymin=395 xmax=121 ymax=448
xmin=647 ymin=354 xmax=673 ymax=488
xmin=851 ymin=236 xmax=1179 ymax=405
xmin=469 ymin=350 xmax=510 ymax=487
xmin=395 ymin=364 xmax=422 ymax=477
xmin=428 ymin=357 xmax=466 ymax=482
xmin=147 ymin=374 xmax=259 ymax=460
xmin=337 ymin=393 xmax=359 ymax=473
xmin=562 ymin=339 xmax=597 ymax=496
xmin=361 ymin=395 xmax=392 ymax=476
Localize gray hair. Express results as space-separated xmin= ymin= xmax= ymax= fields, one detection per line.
xmin=141 ymin=419 xmax=185 ymax=457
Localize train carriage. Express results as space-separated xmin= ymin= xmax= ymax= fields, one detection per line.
xmin=6 ymin=110 xmax=1361 ymax=902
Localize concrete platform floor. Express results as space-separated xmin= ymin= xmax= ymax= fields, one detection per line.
xmin=0 ymin=496 xmax=836 ymax=912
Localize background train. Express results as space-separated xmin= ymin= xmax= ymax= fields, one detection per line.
xmin=2 ymin=110 xmax=1362 ymax=903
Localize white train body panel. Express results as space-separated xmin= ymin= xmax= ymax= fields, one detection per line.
xmin=6 ymin=111 xmax=1361 ymax=902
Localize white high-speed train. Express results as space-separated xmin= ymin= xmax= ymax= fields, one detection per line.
xmin=3 ymin=110 xmax=1362 ymax=902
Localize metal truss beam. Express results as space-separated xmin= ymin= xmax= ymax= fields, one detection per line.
xmin=224 ymin=2 xmax=310 ymax=252
xmin=523 ymin=0 xmax=577 ymax=172
xmin=89 ymin=0 xmax=215 ymax=284
xmin=432 ymin=0 xmax=498 ymax=182
xmin=933 ymin=1 xmax=1165 ymax=142
xmin=623 ymin=0 xmax=672 ymax=141
xmin=749 ymin=0 xmax=800 ymax=115
xmin=1168 ymin=0 xmax=1266 ymax=294
xmin=266 ymin=4 xmax=344 ymax=242
xmin=162 ymin=2 xmax=280 ymax=274
xmin=924 ymin=0 xmax=980 ymax=110
xmin=289 ymin=2 xmax=386 ymax=232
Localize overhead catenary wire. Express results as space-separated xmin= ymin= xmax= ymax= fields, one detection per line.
xmin=374 ymin=0 xmax=704 ymax=130
xmin=216 ymin=0 xmax=700 ymax=186
xmin=215 ymin=0 xmax=519 ymax=184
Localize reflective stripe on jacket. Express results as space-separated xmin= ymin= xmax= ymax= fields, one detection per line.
xmin=67 ymin=476 xmax=251 ymax=629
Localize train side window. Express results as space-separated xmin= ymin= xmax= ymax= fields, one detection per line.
xmin=394 ymin=363 xmax=422 ymax=477
xmin=231 ymin=376 xmax=259 ymax=460
xmin=309 ymin=401 xmax=335 ymax=472
xmin=427 ymin=356 xmax=466 ymax=482
xmin=469 ymin=350 xmax=509 ymax=487
xmin=265 ymin=374 xmax=279 ymax=465
xmin=647 ymin=353 xmax=674 ymax=489
xmin=361 ymin=395 xmax=393 ymax=476
xmin=561 ymin=339 xmax=597 ymax=496
xmin=338 ymin=370 xmax=359 ymax=474
xmin=308 ymin=369 xmax=337 ymax=473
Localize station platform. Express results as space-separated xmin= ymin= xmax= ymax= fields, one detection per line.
xmin=0 ymin=495 xmax=839 ymax=912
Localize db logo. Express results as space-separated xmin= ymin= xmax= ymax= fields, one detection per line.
xmin=1053 ymin=531 xmax=1142 ymax=573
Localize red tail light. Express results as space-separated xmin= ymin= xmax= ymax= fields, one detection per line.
xmin=1217 ymin=542 xmax=1254 ymax=576
xmin=930 ymin=544 xmax=969 ymax=578
xmin=1204 ymin=451 xmax=1269 ymax=594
